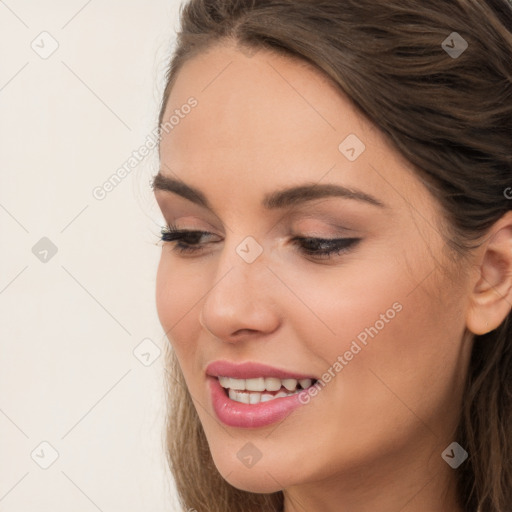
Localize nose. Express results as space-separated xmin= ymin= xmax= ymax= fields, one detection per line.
xmin=199 ymin=246 xmax=281 ymax=343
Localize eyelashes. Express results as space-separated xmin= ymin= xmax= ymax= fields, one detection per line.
xmin=159 ymin=224 xmax=361 ymax=261
xmin=295 ymin=236 xmax=360 ymax=259
xmin=160 ymin=225 xmax=218 ymax=254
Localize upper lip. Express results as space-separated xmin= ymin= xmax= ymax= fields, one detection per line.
xmin=206 ymin=360 xmax=316 ymax=380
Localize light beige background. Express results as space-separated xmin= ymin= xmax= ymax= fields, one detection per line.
xmin=0 ymin=1 xmax=184 ymax=510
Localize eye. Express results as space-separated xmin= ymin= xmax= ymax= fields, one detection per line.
xmin=159 ymin=224 xmax=219 ymax=255
xmin=159 ymin=225 xmax=361 ymax=260
xmin=290 ymin=236 xmax=361 ymax=260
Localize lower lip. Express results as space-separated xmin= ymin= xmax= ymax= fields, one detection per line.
xmin=208 ymin=376 xmax=307 ymax=428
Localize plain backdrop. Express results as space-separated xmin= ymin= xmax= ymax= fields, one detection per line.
xmin=0 ymin=1 xmax=184 ymax=510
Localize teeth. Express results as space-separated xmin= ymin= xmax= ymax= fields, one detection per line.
xmin=219 ymin=375 xmax=316 ymax=404
xmin=219 ymin=376 xmax=230 ymax=388
xmin=228 ymin=378 xmax=246 ymax=390
xmin=264 ymin=377 xmax=282 ymax=391
xmin=282 ymin=378 xmax=298 ymax=391
xmin=249 ymin=392 xmax=261 ymax=404
xmin=228 ymin=388 xmax=249 ymax=404
xmin=245 ymin=377 xmax=265 ymax=392
xmin=228 ymin=388 xmax=298 ymax=405
xmin=299 ymin=378 xmax=312 ymax=389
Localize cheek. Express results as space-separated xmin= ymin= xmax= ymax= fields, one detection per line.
xmin=155 ymin=254 xmax=202 ymax=360
xmin=299 ymin=242 xmax=463 ymax=363
xmin=285 ymin=250 xmax=411 ymax=361
xmin=155 ymin=255 xmax=174 ymax=333
xmin=288 ymin=249 xmax=467 ymax=441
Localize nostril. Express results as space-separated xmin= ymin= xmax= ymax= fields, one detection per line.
xmin=232 ymin=328 xmax=258 ymax=337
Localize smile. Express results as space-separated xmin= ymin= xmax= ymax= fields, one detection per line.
xmin=218 ymin=376 xmax=316 ymax=404
xmin=206 ymin=361 xmax=319 ymax=428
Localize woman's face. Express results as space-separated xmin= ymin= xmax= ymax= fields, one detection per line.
xmin=154 ymin=44 xmax=473 ymax=502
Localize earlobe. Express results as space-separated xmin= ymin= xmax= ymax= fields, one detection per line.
xmin=466 ymin=211 xmax=512 ymax=336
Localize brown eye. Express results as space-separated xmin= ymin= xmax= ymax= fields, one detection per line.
xmin=292 ymin=236 xmax=361 ymax=260
xmin=160 ymin=225 xmax=218 ymax=255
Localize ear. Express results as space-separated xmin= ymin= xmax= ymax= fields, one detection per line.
xmin=466 ymin=211 xmax=512 ymax=335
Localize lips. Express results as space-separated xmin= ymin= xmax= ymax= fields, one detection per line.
xmin=206 ymin=360 xmax=317 ymax=380
xmin=206 ymin=360 xmax=318 ymax=428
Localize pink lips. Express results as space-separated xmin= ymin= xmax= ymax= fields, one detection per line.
xmin=206 ymin=360 xmax=316 ymax=428
xmin=206 ymin=360 xmax=316 ymax=380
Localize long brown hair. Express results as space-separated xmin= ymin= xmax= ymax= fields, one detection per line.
xmin=158 ymin=1 xmax=512 ymax=511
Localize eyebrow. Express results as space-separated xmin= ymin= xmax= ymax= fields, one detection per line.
xmin=151 ymin=172 xmax=387 ymax=211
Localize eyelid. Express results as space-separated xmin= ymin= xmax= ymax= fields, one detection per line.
xmin=158 ymin=201 xmax=362 ymax=234
xmin=289 ymin=220 xmax=360 ymax=238
xmin=162 ymin=217 xmax=221 ymax=234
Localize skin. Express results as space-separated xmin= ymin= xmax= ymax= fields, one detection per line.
xmin=154 ymin=43 xmax=512 ymax=512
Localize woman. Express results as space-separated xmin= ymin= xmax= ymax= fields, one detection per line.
xmin=151 ymin=1 xmax=512 ymax=511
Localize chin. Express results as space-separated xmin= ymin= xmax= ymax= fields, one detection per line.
xmin=222 ymin=471 xmax=286 ymax=494
xmin=210 ymin=449 xmax=291 ymax=493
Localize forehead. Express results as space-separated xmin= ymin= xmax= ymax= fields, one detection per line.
xmin=162 ymin=43 xmax=364 ymax=155
xmin=159 ymin=44 xmax=432 ymax=217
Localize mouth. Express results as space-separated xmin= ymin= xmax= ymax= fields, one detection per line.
xmin=218 ymin=376 xmax=318 ymax=404
xmin=206 ymin=361 xmax=319 ymax=428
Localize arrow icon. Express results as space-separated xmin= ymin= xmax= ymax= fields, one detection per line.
xmin=31 ymin=31 xmax=59 ymax=60
xmin=441 ymin=32 xmax=468 ymax=59
xmin=444 ymin=449 xmax=455 ymax=458
xmin=237 ymin=441 xmax=262 ymax=467
xmin=134 ymin=338 xmax=161 ymax=366
xmin=31 ymin=441 xmax=59 ymax=469
xmin=236 ymin=237 xmax=263 ymax=263
xmin=32 ymin=237 xmax=58 ymax=262
xmin=441 ymin=441 xmax=468 ymax=468
xmin=339 ymin=134 xmax=365 ymax=161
